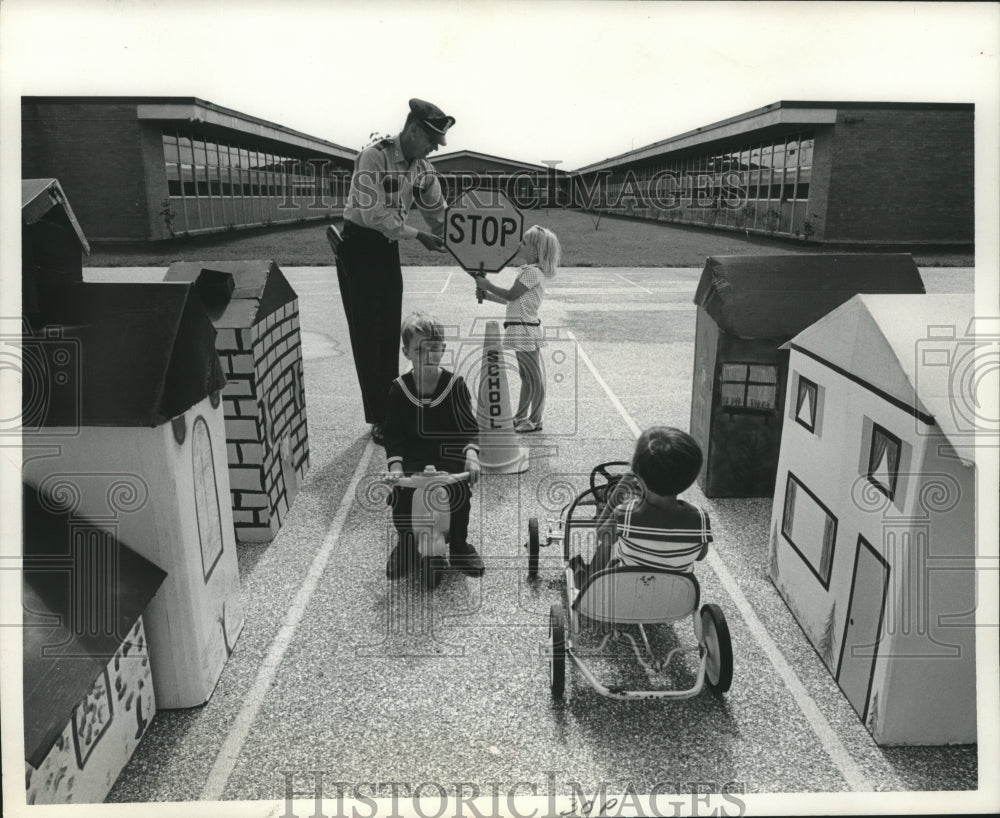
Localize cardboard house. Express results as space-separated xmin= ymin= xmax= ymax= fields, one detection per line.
xmin=768 ymin=293 xmax=979 ymax=745
xmin=23 ymin=483 xmax=167 ymax=804
xmin=163 ymin=261 xmax=310 ymax=542
xmin=689 ymin=254 xmax=925 ymax=497
xmin=22 ymin=178 xmax=89 ymax=329
xmin=22 ymin=281 xmax=246 ymax=709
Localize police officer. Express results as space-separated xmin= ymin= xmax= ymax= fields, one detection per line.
xmin=336 ymin=98 xmax=453 ymax=445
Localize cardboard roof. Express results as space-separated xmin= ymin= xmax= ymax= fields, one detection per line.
xmin=22 ymin=483 xmax=167 ymax=767
xmin=22 ymin=178 xmax=90 ymax=254
xmin=32 ymin=282 xmax=226 ymax=427
xmin=693 ymin=254 xmax=925 ymax=339
xmin=163 ymin=260 xmax=297 ymax=328
xmin=784 ymin=293 xmax=980 ymax=463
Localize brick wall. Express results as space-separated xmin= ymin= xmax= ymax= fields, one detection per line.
xmin=22 ymin=101 xmax=155 ymax=241
xmin=218 ymin=301 xmax=309 ymax=542
xmin=823 ymin=106 xmax=973 ymax=244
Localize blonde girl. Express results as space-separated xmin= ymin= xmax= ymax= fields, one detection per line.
xmin=474 ymin=225 xmax=561 ymax=432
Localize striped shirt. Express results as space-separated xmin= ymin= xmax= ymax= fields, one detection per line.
xmin=611 ymin=498 xmax=712 ymax=572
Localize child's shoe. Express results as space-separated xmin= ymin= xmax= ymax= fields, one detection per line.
xmin=386 ymin=541 xmax=418 ymax=579
xmin=420 ymin=556 xmax=447 ymax=590
xmin=514 ymin=419 xmax=543 ymax=433
xmin=449 ymin=541 xmax=485 ymax=576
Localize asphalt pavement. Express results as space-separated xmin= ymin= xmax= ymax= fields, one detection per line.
xmin=80 ymin=264 xmax=981 ymax=814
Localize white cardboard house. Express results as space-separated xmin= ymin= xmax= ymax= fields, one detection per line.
xmin=23 ymin=483 xmax=167 ymax=804
xmin=22 ymin=281 xmax=246 ymax=709
xmin=163 ymin=260 xmax=310 ymax=542
xmin=768 ymin=293 xmax=979 ymax=745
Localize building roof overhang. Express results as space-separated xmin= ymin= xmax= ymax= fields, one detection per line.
xmin=134 ymin=98 xmax=358 ymax=160
xmin=575 ymin=100 xmax=972 ymax=173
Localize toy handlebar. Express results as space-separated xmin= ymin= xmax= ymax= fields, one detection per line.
xmin=384 ymin=466 xmax=470 ymax=488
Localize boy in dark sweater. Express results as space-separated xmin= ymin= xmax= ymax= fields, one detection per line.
xmin=383 ymin=312 xmax=484 ymax=587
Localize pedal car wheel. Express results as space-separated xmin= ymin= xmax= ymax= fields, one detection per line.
xmin=700 ymin=604 xmax=733 ymax=693
xmin=528 ymin=517 xmax=540 ymax=577
xmin=548 ymin=604 xmax=567 ymax=698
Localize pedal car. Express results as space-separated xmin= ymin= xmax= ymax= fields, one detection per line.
xmin=527 ymin=461 xmax=733 ymax=699
xmin=385 ymin=466 xmax=469 ymax=590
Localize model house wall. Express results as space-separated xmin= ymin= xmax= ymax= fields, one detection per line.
xmin=22 ymin=281 xmax=245 ymax=708
xmin=23 ymin=484 xmax=166 ymax=804
xmin=690 ymin=253 xmax=925 ymax=497
xmin=768 ymin=293 xmax=977 ymax=744
xmin=164 ymin=260 xmax=310 ymax=542
xmin=21 ymin=178 xmax=89 ymax=330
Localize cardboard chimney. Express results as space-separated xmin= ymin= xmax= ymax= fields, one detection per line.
xmin=164 ymin=260 xmax=310 ymax=543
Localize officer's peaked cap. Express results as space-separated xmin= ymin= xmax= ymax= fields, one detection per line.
xmin=409 ymin=98 xmax=455 ymax=139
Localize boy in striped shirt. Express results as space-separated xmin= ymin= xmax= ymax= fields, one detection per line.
xmin=570 ymin=427 xmax=712 ymax=587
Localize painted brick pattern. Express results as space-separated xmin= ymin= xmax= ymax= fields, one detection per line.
xmin=212 ymin=298 xmax=310 ymax=541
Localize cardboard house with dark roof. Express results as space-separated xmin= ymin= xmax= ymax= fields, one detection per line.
xmin=767 ymin=293 xmax=979 ymax=745
xmin=22 ymin=178 xmax=90 ymax=329
xmin=163 ymin=260 xmax=309 ymax=543
xmin=689 ymin=254 xmax=925 ymax=497
xmin=21 ymin=281 xmax=246 ymax=709
xmin=23 ymin=483 xmax=167 ymax=804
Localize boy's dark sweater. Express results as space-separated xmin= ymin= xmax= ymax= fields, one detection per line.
xmin=383 ymin=369 xmax=479 ymax=474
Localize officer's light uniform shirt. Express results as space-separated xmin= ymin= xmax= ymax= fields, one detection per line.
xmin=343 ymin=135 xmax=446 ymax=242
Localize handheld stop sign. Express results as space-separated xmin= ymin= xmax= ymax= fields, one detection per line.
xmin=445 ymin=190 xmax=524 ymax=276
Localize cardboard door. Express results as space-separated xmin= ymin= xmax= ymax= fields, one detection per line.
xmin=837 ymin=535 xmax=889 ymax=721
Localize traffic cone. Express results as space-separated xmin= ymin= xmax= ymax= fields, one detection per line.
xmin=476 ymin=320 xmax=529 ymax=474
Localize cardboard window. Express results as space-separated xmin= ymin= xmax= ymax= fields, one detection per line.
xmin=795 ymin=375 xmax=819 ymax=432
xmin=781 ymin=472 xmax=837 ymax=588
xmin=867 ymin=424 xmax=901 ymax=501
xmin=719 ymin=361 xmax=778 ymax=410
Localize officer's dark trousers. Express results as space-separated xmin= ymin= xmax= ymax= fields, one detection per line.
xmin=336 ymin=223 xmax=403 ymax=425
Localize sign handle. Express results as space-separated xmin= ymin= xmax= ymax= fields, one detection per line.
xmin=476 ymin=262 xmax=484 ymax=304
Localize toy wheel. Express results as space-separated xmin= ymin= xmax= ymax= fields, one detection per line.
xmin=548 ymin=604 xmax=567 ymax=698
xmin=700 ymin=604 xmax=733 ymax=693
xmin=528 ymin=517 xmax=540 ymax=578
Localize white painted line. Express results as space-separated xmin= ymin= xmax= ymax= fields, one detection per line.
xmin=615 ymin=273 xmax=653 ymax=294
xmin=440 ymin=271 xmax=454 ymax=294
xmin=201 ymin=440 xmax=378 ymax=800
xmin=566 ymin=329 xmax=873 ymax=792
xmin=567 ymin=331 xmax=641 ymax=438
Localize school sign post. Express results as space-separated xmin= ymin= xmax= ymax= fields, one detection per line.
xmin=446 ymin=190 xmax=529 ymax=475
